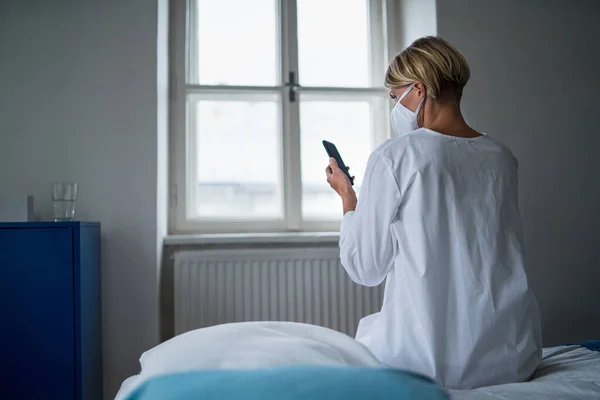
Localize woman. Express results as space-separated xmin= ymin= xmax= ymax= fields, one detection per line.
xmin=326 ymin=36 xmax=542 ymax=389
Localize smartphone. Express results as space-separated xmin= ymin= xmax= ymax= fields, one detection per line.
xmin=322 ymin=140 xmax=354 ymax=186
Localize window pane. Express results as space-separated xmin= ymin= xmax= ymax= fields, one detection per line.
xmin=297 ymin=0 xmax=371 ymax=87
xmin=300 ymin=100 xmax=373 ymax=220
xmin=192 ymin=96 xmax=282 ymax=219
xmin=194 ymin=0 xmax=278 ymax=86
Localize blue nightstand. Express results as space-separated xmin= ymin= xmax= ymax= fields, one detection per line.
xmin=0 ymin=222 xmax=102 ymax=399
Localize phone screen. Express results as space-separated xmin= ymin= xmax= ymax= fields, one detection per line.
xmin=322 ymin=140 xmax=354 ymax=185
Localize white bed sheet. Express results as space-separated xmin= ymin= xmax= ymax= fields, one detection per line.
xmin=449 ymin=345 xmax=600 ymax=399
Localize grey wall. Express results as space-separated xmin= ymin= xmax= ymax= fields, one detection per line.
xmin=0 ymin=1 xmax=167 ymax=398
xmin=437 ymin=0 xmax=600 ymax=344
xmin=395 ymin=0 xmax=437 ymax=50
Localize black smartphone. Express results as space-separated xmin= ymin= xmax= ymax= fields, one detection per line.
xmin=322 ymin=140 xmax=354 ymax=186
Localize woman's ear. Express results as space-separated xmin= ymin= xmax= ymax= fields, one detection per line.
xmin=413 ymin=81 xmax=426 ymax=99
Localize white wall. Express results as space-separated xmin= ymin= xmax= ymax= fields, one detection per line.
xmin=436 ymin=0 xmax=600 ymax=344
xmin=0 ymin=1 xmax=166 ymax=398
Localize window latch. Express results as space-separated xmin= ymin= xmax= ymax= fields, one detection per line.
xmin=285 ymin=72 xmax=301 ymax=102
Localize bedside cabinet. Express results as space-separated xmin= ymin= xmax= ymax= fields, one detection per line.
xmin=0 ymin=222 xmax=102 ymax=399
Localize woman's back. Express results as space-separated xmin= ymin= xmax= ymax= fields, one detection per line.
xmin=329 ymin=36 xmax=542 ymax=389
xmin=345 ymin=128 xmax=542 ymax=389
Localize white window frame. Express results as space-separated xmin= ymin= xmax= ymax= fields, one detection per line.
xmin=169 ymin=0 xmax=403 ymax=234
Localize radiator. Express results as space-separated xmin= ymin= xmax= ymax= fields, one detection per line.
xmin=174 ymin=247 xmax=384 ymax=336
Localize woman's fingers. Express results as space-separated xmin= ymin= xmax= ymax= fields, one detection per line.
xmin=325 ymin=165 xmax=335 ymax=181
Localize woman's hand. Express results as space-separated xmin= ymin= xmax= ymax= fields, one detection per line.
xmin=325 ymin=158 xmax=358 ymax=214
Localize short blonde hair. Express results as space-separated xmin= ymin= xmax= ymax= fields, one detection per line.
xmin=385 ymin=36 xmax=470 ymax=100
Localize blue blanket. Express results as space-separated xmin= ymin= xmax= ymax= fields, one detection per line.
xmin=125 ymin=366 xmax=449 ymax=400
xmin=568 ymin=340 xmax=600 ymax=352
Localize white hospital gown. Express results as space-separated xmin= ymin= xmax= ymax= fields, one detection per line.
xmin=339 ymin=128 xmax=542 ymax=389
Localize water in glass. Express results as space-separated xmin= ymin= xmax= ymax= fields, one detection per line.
xmin=53 ymin=200 xmax=77 ymax=221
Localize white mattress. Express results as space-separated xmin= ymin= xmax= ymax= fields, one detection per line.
xmin=449 ymin=345 xmax=600 ymax=399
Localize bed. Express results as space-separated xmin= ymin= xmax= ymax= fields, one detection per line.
xmin=450 ymin=342 xmax=600 ymax=399
xmin=115 ymin=322 xmax=600 ymax=400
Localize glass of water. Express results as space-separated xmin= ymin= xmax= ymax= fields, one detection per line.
xmin=52 ymin=182 xmax=78 ymax=221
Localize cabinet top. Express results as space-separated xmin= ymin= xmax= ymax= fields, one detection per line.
xmin=0 ymin=221 xmax=100 ymax=229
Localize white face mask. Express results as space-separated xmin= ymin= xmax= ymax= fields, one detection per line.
xmin=390 ymin=83 xmax=425 ymax=136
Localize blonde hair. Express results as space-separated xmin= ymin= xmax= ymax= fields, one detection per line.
xmin=385 ymin=36 xmax=470 ymax=100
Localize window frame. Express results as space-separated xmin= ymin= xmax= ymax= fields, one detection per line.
xmin=169 ymin=0 xmax=403 ymax=234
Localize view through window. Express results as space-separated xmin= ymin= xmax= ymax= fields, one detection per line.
xmin=176 ymin=0 xmax=390 ymax=231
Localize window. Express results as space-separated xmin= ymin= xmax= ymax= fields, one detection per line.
xmin=170 ymin=0 xmax=398 ymax=233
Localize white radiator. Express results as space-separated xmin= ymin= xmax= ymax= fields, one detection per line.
xmin=174 ymin=247 xmax=384 ymax=336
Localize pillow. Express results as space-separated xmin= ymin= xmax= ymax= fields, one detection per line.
xmin=125 ymin=366 xmax=449 ymax=400
xmin=116 ymin=322 xmax=383 ymax=399
xmin=141 ymin=321 xmax=382 ymax=373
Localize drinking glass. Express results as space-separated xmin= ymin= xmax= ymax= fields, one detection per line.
xmin=52 ymin=182 xmax=78 ymax=221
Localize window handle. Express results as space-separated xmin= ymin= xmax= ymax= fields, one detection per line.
xmin=285 ymin=72 xmax=301 ymax=102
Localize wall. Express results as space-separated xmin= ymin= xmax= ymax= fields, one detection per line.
xmin=393 ymin=0 xmax=437 ymax=51
xmin=0 ymin=0 xmax=166 ymax=398
xmin=436 ymin=0 xmax=600 ymax=344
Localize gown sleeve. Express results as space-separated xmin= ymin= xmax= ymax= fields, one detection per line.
xmin=339 ymin=151 xmax=403 ymax=287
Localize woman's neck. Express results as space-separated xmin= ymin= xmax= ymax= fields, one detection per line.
xmin=423 ymin=101 xmax=482 ymax=138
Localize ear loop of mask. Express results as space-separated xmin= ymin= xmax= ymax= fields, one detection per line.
xmin=398 ymin=83 xmax=415 ymax=102
xmin=397 ymin=83 xmax=425 ymax=128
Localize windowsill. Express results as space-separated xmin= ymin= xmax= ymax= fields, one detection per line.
xmin=164 ymin=232 xmax=341 ymax=246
